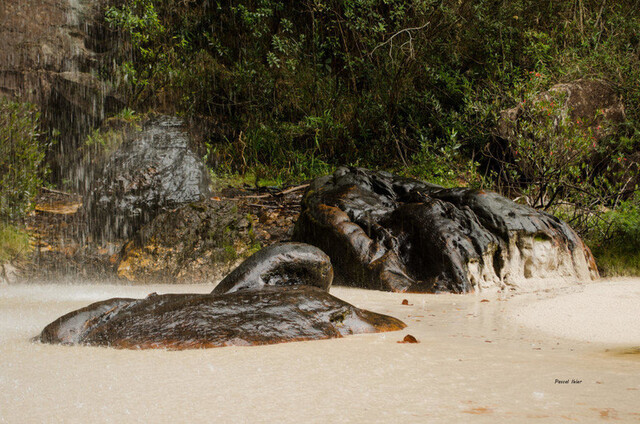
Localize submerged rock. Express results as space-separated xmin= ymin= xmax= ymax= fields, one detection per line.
xmin=87 ymin=116 xmax=212 ymax=240
xmin=212 ymin=242 xmax=333 ymax=294
xmin=116 ymin=198 xmax=255 ymax=283
xmin=39 ymin=297 xmax=136 ymax=345
xmin=293 ymin=167 xmax=598 ymax=293
xmin=38 ymin=286 xmax=405 ymax=349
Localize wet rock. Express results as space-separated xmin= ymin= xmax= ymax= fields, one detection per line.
xmin=398 ymin=334 xmax=419 ymax=344
xmin=293 ymin=167 xmax=598 ymax=293
xmin=0 ymin=0 xmax=121 ymax=181
xmin=38 ymin=286 xmax=406 ymax=349
xmin=116 ymin=198 xmax=254 ymax=283
xmin=39 ymin=298 xmax=137 ymax=345
xmin=87 ymin=116 xmax=212 ymax=240
xmin=212 ymin=242 xmax=333 ymax=294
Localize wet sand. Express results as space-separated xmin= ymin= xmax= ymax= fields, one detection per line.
xmin=1 ymin=279 xmax=639 ymax=423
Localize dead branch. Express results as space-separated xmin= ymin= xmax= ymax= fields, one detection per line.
xmin=278 ymin=184 xmax=310 ymax=196
xmin=370 ymin=22 xmax=430 ymax=59
xmin=40 ymin=187 xmax=77 ymax=197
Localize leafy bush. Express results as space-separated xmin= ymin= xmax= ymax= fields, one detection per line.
xmin=0 ymin=98 xmax=47 ymax=221
xmin=0 ymin=222 xmax=30 ymax=263
xmin=494 ymin=81 xmax=608 ymax=207
xmin=102 ymin=1 xmax=640 ymax=183
xmin=587 ymin=194 xmax=640 ymax=276
xmin=102 ymin=1 xmax=640 ymax=280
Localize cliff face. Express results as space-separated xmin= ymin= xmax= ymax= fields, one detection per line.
xmin=0 ymin=0 xmax=120 ymax=181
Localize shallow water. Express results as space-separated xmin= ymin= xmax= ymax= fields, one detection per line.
xmin=1 ymin=280 xmax=639 ymax=423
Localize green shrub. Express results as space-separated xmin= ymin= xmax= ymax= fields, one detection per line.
xmin=586 ymin=194 xmax=640 ymax=276
xmin=496 ymin=83 xmax=598 ymax=208
xmin=0 ymin=222 xmax=30 ymax=263
xmin=0 ymin=98 xmax=47 ymax=221
xmin=402 ymin=132 xmax=485 ymax=188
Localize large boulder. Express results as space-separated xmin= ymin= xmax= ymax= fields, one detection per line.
xmin=116 ymin=198 xmax=254 ymax=283
xmin=38 ymin=246 xmax=405 ymax=349
xmin=212 ymin=242 xmax=333 ymax=294
xmin=497 ymin=79 xmax=625 ymax=142
xmin=293 ymin=167 xmax=598 ymax=293
xmin=38 ymin=286 xmax=405 ymax=349
xmin=87 ymin=116 xmax=212 ymax=240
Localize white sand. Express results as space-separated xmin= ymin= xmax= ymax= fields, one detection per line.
xmin=511 ymin=278 xmax=640 ymax=345
xmin=1 ymin=279 xmax=639 ymax=423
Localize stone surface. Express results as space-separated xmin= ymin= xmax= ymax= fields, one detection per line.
xmin=39 ymin=297 xmax=136 ymax=345
xmin=293 ymin=167 xmax=598 ymax=293
xmin=38 ymin=286 xmax=406 ymax=349
xmin=116 ymin=198 xmax=254 ymax=283
xmin=212 ymin=242 xmax=333 ymax=294
xmin=0 ymin=0 xmax=120 ymax=181
xmin=497 ymin=79 xmax=625 ymax=142
xmin=87 ymin=116 xmax=212 ymax=240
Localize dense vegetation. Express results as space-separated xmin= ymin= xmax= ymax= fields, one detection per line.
xmin=100 ymin=0 xmax=640 ymax=273
xmin=102 ymin=2 xmax=638 ymax=171
xmin=2 ymin=1 xmax=639 ymax=275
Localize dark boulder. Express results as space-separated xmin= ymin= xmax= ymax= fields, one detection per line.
xmin=38 ymin=286 xmax=405 ymax=349
xmin=293 ymin=167 xmax=598 ymax=293
xmin=212 ymin=242 xmax=333 ymax=294
xmin=39 ymin=241 xmax=404 ymax=349
xmin=87 ymin=116 xmax=212 ymax=240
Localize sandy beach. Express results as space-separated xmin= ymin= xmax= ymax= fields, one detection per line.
xmin=1 ymin=278 xmax=639 ymax=423
xmin=512 ymin=278 xmax=640 ymax=345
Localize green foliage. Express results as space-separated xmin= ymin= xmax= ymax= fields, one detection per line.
xmin=84 ymin=128 xmax=123 ymax=153
xmin=0 ymin=98 xmax=47 ymax=221
xmin=403 ymin=133 xmax=484 ymax=188
xmin=77 ymin=116 xmax=143 ymax=194
xmin=105 ymin=0 xmax=173 ymax=106
xmin=587 ymin=194 xmax=640 ymax=276
xmin=498 ymin=85 xmax=598 ymax=208
xmin=83 ymin=115 xmax=141 ymax=154
xmin=102 ymin=1 xmax=639 ymax=184
xmin=103 ymin=1 xmax=640 ymax=260
xmin=0 ymin=222 xmax=30 ymax=263
xmin=104 ymin=0 xmax=483 ymax=172
xmin=115 ymin=107 xmax=140 ymax=122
